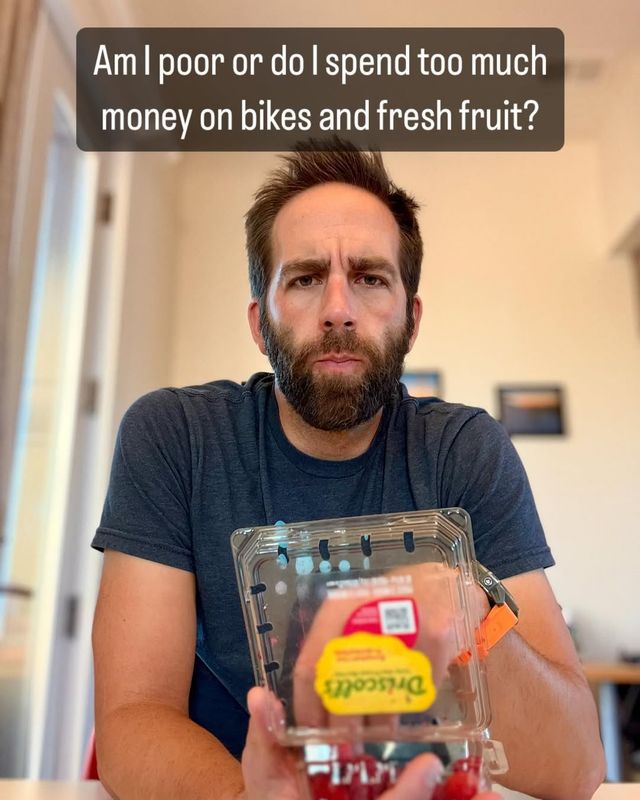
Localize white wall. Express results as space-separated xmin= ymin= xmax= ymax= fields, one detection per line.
xmin=598 ymin=54 xmax=640 ymax=249
xmin=171 ymin=143 xmax=640 ymax=661
xmin=170 ymin=152 xmax=274 ymax=385
xmin=112 ymin=152 xmax=179 ymax=423
xmin=388 ymin=146 xmax=640 ymax=661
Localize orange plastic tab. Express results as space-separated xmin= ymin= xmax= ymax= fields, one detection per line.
xmin=457 ymin=604 xmax=519 ymax=664
xmin=476 ymin=603 xmax=519 ymax=657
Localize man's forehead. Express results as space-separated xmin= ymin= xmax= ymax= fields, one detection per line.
xmin=271 ymin=182 xmax=401 ymax=262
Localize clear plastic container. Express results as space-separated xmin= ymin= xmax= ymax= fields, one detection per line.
xmin=232 ymin=508 xmax=507 ymax=798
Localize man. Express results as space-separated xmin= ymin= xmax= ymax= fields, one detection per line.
xmin=92 ymin=142 xmax=604 ymax=800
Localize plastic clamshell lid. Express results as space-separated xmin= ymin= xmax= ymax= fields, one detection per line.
xmin=231 ymin=509 xmax=492 ymax=746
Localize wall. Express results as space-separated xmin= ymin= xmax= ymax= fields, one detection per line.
xmin=112 ymin=152 xmax=179 ymax=423
xmin=172 ymin=143 xmax=640 ymax=661
xmin=598 ymin=54 xmax=640 ymax=249
xmin=170 ymin=152 xmax=274 ymax=385
xmin=389 ymin=146 xmax=640 ymax=660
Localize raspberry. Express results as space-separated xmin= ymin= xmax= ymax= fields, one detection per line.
xmin=308 ymin=772 xmax=331 ymax=799
xmin=349 ymin=758 xmax=379 ymax=800
xmin=308 ymin=773 xmax=350 ymax=800
xmin=437 ymin=770 xmax=480 ymax=800
xmin=328 ymin=787 xmax=350 ymax=800
xmin=452 ymin=756 xmax=482 ymax=773
xmin=432 ymin=783 xmax=447 ymax=800
xmin=308 ymin=755 xmax=387 ymax=800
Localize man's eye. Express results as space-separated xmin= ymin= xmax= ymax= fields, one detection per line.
xmin=292 ymin=275 xmax=319 ymax=288
xmin=357 ymin=274 xmax=386 ymax=287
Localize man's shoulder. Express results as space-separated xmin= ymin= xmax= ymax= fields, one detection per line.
xmin=399 ymin=393 xmax=508 ymax=451
xmin=127 ymin=373 xmax=274 ymax=413
xmin=117 ymin=373 xmax=274 ymax=445
xmin=171 ymin=371 xmax=273 ymax=402
xmin=402 ymin=393 xmax=487 ymax=426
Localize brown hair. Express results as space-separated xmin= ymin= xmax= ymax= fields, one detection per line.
xmin=245 ymin=139 xmax=423 ymax=320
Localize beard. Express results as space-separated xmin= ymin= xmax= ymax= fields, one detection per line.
xmin=260 ymin=310 xmax=412 ymax=431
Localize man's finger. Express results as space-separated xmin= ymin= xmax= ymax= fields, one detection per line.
xmin=246 ymin=687 xmax=272 ymax=741
xmin=243 ymin=687 xmax=299 ymax=800
xmin=379 ymin=753 xmax=444 ymax=799
xmin=243 ymin=686 xmax=277 ymax=785
xmin=379 ymin=754 xmax=502 ymax=800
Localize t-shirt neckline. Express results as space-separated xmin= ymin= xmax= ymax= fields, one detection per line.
xmin=266 ymin=386 xmax=390 ymax=478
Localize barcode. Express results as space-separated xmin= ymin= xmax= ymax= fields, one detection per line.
xmin=379 ymin=600 xmax=416 ymax=635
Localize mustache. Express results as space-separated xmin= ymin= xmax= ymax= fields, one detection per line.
xmin=296 ymin=330 xmax=375 ymax=360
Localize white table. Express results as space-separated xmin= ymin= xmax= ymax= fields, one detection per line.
xmin=496 ymin=784 xmax=640 ymax=799
xmin=0 ymin=783 xmax=110 ymax=799
xmin=0 ymin=782 xmax=638 ymax=798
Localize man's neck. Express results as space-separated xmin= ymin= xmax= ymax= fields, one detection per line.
xmin=273 ymin=386 xmax=383 ymax=461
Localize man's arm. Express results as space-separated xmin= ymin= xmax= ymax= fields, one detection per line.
xmin=93 ymin=549 xmax=244 ymax=799
xmin=485 ymin=569 xmax=604 ymax=800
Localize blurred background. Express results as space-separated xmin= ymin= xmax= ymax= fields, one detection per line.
xmin=0 ymin=0 xmax=639 ymax=790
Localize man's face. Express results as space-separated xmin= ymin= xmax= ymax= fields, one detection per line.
xmin=249 ymin=182 xmax=421 ymax=431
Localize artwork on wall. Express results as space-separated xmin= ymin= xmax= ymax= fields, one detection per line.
xmin=402 ymin=370 xmax=442 ymax=399
xmin=498 ymin=385 xmax=565 ymax=435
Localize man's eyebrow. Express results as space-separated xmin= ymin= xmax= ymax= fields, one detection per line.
xmin=278 ymin=256 xmax=398 ymax=280
xmin=349 ymin=257 xmax=398 ymax=276
xmin=279 ymin=258 xmax=330 ymax=279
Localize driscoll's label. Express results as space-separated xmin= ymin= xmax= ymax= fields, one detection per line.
xmin=314 ymin=631 xmax=436 ymax=715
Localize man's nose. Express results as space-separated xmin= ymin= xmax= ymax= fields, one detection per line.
xmin=321 ymin=273 xmax=356 ymax=330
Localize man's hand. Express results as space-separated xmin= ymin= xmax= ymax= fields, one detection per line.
xmin=241 ymin=687 xmax=501 ymax=800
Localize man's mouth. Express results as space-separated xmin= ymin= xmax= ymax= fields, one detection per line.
xmin=313 ymin=353 xmax=365 ymax=373
xmin=316 ymin=353 xmax=362 ymax=363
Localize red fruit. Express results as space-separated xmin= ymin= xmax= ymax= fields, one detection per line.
xmin=307 ymin=756 xmax=402 ymax=800
xmin=431 ymin=783 xmax=447 ymax=800
xmin=451 ymin=756 xmax=482 ymax=773
xmin=348 ymin=759 xmax=375 ymax=800
xmin=327 ymin=786 xmax=350 ymax=800
xmin=439 ymin=770 xmax=479 ymax=800
xmin=308 ymin=774 xmax=350 ymax=800
xmin=309 ymin=772 xmax=331 ymax=800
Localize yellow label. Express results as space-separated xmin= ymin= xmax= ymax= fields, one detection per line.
xmin=314 ymin=632 xmax=436 ymax=715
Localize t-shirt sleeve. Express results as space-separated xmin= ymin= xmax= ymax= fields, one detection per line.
xmin=91 ymin=389 xmax=194 ymax=572
xmin=440 ymin=410 xmax=555 ymax=580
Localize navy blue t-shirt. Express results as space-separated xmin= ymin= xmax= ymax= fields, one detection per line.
xmin=92 ymin=373 xmax=554 ymax=758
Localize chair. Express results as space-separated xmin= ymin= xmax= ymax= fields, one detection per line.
xmin=82 ymin=728 xmax=99 ymax=780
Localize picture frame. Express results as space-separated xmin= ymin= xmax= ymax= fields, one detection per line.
xmin=402 ymin=370 xmax=442 ymax=399
xmin=498 ymin=385 xmax=565 ymax=436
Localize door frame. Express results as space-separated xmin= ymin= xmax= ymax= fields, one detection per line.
xmin=4 ymin=5 xmax=134 ymax=778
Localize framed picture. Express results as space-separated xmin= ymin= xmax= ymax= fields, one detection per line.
xmin=498 ymin=385 xmax=565 ymax=436
xmin=403 ymin=370 xmax=442 ymax=399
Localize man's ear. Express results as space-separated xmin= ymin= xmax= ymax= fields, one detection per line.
xmin=248 ymin=300 xmax=268 ymax=356
xmin=407 ymin=295 xmax=423 ymax=352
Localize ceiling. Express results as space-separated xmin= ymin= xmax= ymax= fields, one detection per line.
xmin=83 ymin=0 xmax=640 ymax=140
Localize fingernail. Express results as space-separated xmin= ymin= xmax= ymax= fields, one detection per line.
xmin=424 ymin=760 xmax=445 ymax=792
